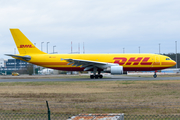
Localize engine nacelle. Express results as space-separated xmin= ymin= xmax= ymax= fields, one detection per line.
xmin=104 ymin=66 xmax=123 ymax=75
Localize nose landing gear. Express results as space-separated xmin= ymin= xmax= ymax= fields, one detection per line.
xmin=153 ymin=71 xmax=157 ymax=78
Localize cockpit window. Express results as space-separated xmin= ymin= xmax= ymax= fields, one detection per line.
xmin=166 ymin=58 xmax=171 ymax=60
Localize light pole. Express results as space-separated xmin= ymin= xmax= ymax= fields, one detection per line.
xmin=47 ymin=42 xmax=50 ymax=53
xmin=159 ymin=43 xmax=161 ymax=54
xmin=33 ymin=43 xmax=36 ymax=75
xmin=41 ymin=42 xmax=44 ymax=74
xmin=175 ymin=41 xmax=177 ymax=68
xmin=71 ymin=41 xmax=72 ymax=54
xmin=53 ymin=46 xmax=56 ymax=54
xmin=14 ymin=48 xmax=16 ymax=71
xmin=46 ymin=42 xmax=50 ymax=75
xmin=83 ymin=42 xmax=85 ymax=54
xmin=78 ymin=43 xmax=80 ymax=54
xmin=41 ymin=42 xmax=44 ymax=51
xmin=139 ymin=46 xmax=140 ymax=53
xmin=123 ymin=48 xmax=125 ymax=53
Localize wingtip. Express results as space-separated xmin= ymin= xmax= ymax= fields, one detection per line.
xmin=4 ymin=54 xmax=12 ymax=56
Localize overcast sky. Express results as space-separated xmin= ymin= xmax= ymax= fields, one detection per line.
xmin=0 ymin=0 xmax=180 ymax=59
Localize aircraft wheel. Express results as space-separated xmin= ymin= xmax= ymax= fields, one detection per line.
xmin=153 ymin=74 xmax=157 ymax=78
xmin=90 ymin=75 xmax=94 ymax=79
xmin=99 ymin=75 xmax=103 ymax=79
xmin=95 ymin=75 xmax=99 ymax=79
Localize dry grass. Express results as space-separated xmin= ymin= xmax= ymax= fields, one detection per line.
xmin=0 ymin=74 xmax=90 ymax=79
xmin=0 ymin=80 xmax=180 ymax=115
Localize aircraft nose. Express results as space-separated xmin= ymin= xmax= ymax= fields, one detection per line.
xmin=162 ymin=60 xmax=176 ymax=66
xmin=169 ymin=60 xmax=176 ymax=66
xmin=172 ymin=61 xmax=176 ymax=66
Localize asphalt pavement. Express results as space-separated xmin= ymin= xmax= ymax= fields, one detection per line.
xmin=0 ymin=75 xmax=180 ymax=82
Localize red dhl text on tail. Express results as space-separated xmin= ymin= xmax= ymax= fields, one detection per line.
xmin=18 ymin=45 xmax=35 ymax=48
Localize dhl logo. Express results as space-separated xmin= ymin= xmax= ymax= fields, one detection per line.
xmin=113 ymin=57 xmax=152 ymax=65
xmin=18 ymin=45 xmax=35 ymax=48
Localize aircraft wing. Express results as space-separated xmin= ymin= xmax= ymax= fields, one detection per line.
xmin=5 ymin=54 xmax=31 ymax=61
xmin=62 ymin=58 xmax=118 ymax=71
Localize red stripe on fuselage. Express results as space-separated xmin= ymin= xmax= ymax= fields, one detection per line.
xmin=123 ymin=67 xmax=169 ymax=71
xmin=49 ymin=67 xmax=169 ymax=71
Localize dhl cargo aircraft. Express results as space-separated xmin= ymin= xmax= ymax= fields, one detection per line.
xmin=5 ymin=29 xmax=176 ymax=79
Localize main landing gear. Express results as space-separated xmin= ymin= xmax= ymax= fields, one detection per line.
xmin=90 ymin=74 xmax=103 ymax=79
xmin=90 ymin=69 xmax=103 ymax=79
xmin=153 ymin=71 xmax=157 ymax=78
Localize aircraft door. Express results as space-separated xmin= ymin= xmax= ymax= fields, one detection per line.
xmin=154 ymin=56 xmax=161 ymax=66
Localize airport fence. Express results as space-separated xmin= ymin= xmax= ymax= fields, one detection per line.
xmin=1 ymin=101 xmax=180 ymax=119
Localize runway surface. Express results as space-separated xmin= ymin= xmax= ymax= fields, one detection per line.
xmin=0 ymin=75 xmax=180 ymax=82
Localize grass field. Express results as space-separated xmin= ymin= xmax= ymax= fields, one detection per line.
xmin=0 ymin=79 xmax=180 ymax=115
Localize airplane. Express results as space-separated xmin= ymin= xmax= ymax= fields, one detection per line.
xmin=5 ymin=29 xmax=176 ymax=79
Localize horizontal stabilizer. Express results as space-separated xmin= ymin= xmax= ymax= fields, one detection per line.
xmin=5 ymin=54 xmax=31 ymax=61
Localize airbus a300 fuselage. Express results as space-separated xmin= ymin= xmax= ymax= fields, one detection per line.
xmin=5 ymin=29 xmax=176 ymax=79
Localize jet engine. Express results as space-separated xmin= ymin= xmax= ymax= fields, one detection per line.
xmin=104 ymin=66 xmax=123 ymax=75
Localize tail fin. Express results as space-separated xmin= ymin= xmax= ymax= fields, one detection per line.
xmin=10 ymin=29 xmax=46 ymax=54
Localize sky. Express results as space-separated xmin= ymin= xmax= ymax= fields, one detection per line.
xmin=0 ymin=0 xmax=180 ymax=59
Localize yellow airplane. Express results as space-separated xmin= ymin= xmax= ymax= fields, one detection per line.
xmin=5 ymin=29 xmax=176 ymax=79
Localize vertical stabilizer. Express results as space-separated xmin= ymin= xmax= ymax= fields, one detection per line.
xmin=10 ymin=29 xmax=46 ymax=54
